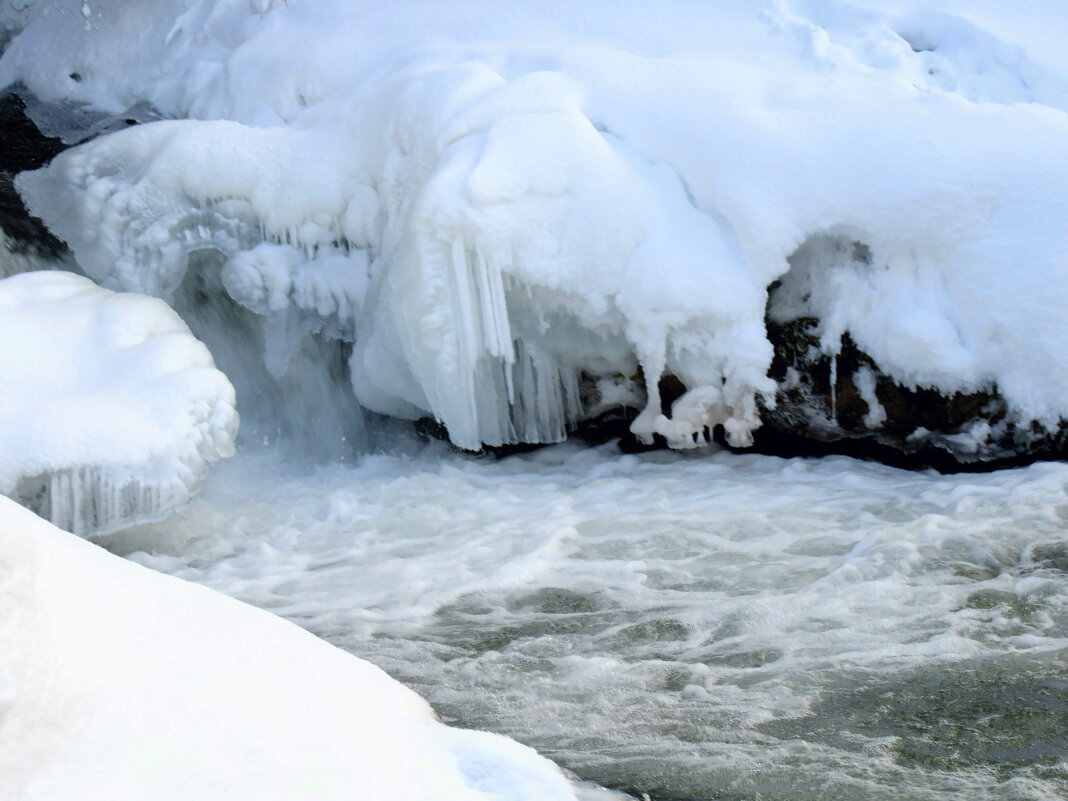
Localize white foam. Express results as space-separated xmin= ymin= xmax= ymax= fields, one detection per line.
xmin=121 ymin=444 xmax=1068 ymax=799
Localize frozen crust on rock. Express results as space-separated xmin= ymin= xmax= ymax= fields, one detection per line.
xmin=0 ymin=497 xmax=593 ymax=801
xmin=0 ymin=271 xmax=237 ymax=536
xmin=16 ymin=95 xmax=772 ymax=452
xmin=8 ymin=1 xmax=1068 ymax=452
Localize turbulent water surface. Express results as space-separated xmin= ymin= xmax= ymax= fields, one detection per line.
xmin=112 ymin=443 xmax=1068 ymax=801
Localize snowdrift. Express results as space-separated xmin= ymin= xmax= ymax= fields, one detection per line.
xmin=4 ymin=1 xmax=1068 ymax=460
xmin=0 ymin=271 xmax=237 ymax=535
xmin=0 ymin=496 xmax=610 ymax=801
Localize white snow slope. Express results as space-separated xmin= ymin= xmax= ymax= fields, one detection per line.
xmin=5 ymin=0 xmax=1068 ymax=451
xmin=0 ymin=495 xmax=608 ymax=801
xmin=0 ymin=271 xmax=237 ymax=536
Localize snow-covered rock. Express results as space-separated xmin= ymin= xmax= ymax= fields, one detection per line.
xmin=0 ymin=495 xmax=611 ymax=801
xmin=0 ymin=271 xmax=237 ymax=535
xmin=4 ymin=1 xmax=1068 ymax=463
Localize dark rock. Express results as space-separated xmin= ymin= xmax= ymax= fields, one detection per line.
xmin=413 ymin=415 xmax=548 ymax=457
xmin=565 ymin=302 xmax=1068 ymax=471
xmin=0 ymin=85 xmax=165 ymax=261
xmin=0 ymin=90 xmax=68 ymax=257
xmin=755 ymin=307 xmax=1068 ymax=471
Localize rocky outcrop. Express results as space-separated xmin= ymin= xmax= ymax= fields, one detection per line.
xmin=0 ymin=90 xmax=67 ymax=258
xmin=568 ymin=304 xmax=1068 ymax=471
xmin=755 ymin=314 xmax=1068 ymax=471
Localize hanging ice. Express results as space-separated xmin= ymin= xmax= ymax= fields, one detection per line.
xmin=15 ymin=65 xmax=774 ymax=452
xmin=0 ymin=271 xmax=237 ymax=536
xmin=7 ymin=0 xmax=1068 ymax=452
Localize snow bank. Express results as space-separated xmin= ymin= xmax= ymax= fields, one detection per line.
xmin=7 ymin=0 xmax=1068 ymax=450
xmin=0 ymin=271 xmax=237 ymax=535
xmin=0 ymin=496 xmax=604 ymax=801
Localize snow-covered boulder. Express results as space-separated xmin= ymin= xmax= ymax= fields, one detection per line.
xmin=756 ymin=311 xmax=1067 ymax=470
xmin=0 ymin=496 xmax=603 ymax=801
xmin=5 ymin=1 xmax=1068 ymax=467
xmin=0 ymin=271 xmax=237 ymax=535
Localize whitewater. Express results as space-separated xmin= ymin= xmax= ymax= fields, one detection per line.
xmin=109 ymin=441 xmax=1068 ymax=800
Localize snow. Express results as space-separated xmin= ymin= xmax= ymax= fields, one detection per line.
xmin=0 ymin=5 xmax=1065 ymax=796
xmin=5 ymin=1 xmax=1068 ymax=452
xmin=0 ymin=271 xmax=237 ymax=536
xmin=0 ymin=495 xmax=617 ymax=801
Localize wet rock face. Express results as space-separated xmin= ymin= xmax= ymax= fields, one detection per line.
xmin=755 ymin=313 xmax=1068 ymax=472
xmin=0 ymin=91 xmax=67 ymax=258
xmin=0 ymin=86 xmax=159 ymax=262
xmin=572 ymin=306 xmax=1068 ymax=471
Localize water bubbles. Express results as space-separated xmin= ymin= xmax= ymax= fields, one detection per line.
xmin=122 ymin=445 xmax=1068 ymax=800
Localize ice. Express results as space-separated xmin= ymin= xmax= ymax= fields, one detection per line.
xmin=16 ymin=78 xmax=772 ymax=449
xmin=0 ymin=271 xmax=237 ymax=536
xmin=24 ymin=1 xmax=1068 ymax=449
xmin=15 ymin=0 xmax=1066 ymax=447
xmin=853 ymin=365 xmax=887 ymax=429
xmin=0 ymin=496 xmax=612 ymax=801
xmin=222 ymin=243 xmax=368 ymax=340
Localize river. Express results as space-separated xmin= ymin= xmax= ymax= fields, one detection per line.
xmin=108 ymin=441 xmax=1068 ymax=800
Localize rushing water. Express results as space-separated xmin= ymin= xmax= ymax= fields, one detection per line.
xmin=108 ymin=442 xmax=1068 ymax=801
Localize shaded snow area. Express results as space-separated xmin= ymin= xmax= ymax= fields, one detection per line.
xmin=0 ymin=496 xmax=622 ymax=801
xmin=118 ymin=444 xmax=1068 ymax=801
xmin=5 ymin=0 xmax=1068 ymax=451
xmin=0 ymin=271 xmax=237 ymax=536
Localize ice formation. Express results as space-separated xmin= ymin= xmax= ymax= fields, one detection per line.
xmin=5 ymin=0 xmax=1068 ymax=451
xmin=0 ymin=271 xmax=237 ymax=536
xmin=0 ymin=496 xmax=610 ymax=801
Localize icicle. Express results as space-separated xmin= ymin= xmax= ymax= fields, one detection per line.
xmin=498 ymin=338 xmax=579 ymax=445
xmin=448 ymin=237 xmax=483 ymax=435
xmin=829 ymin=353 xmax=838 ymax=422
xmin=473 ymin=248 xmax=513 ymax=363
xmin=16 ymin=466 xmax=188 ymax=538
xmin=263 ymin=307 xmax=302 ymax=379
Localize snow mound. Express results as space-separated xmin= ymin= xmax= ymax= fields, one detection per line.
xmin=8 ymin=0 xmax=1068 ymax=450
xmin=0 ymin=496 xmax=603 ymax=801
xmin=0 ymin=271 xmax=237 ymax=536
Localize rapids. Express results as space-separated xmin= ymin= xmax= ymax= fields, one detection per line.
xmin=109 ymin=442 xmax=1068 ymax=801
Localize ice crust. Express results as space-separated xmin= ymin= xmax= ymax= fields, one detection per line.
xmin=7 ymin=0 xmax=1068 ymax=449
xmin=0 ymin=496 xmax=601 ymax=801
xmin=0 ymin=271 xmax=237 ymax=536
